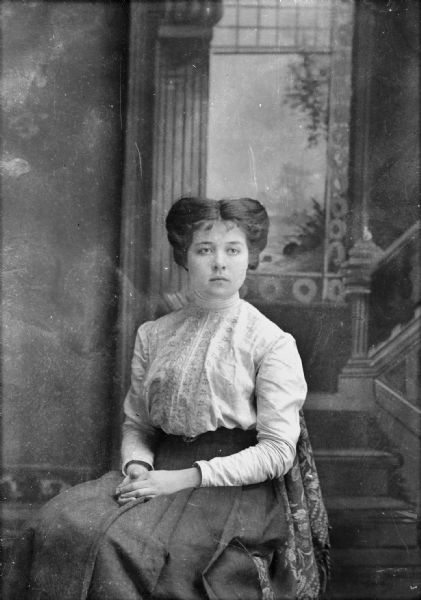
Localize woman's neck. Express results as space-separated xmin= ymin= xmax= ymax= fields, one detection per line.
xmin=191 ymin=290 xmax=241 ymax=311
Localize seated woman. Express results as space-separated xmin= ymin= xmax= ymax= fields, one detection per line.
xmin=4 ymin=197 xmax=330 ymax=600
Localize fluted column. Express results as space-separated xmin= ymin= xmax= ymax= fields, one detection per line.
xmin=149 ymin=0 xmax=223 ymax=305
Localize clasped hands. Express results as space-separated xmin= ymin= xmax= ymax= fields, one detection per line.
xmin=115 ymin=463 xmax=201 ymax=505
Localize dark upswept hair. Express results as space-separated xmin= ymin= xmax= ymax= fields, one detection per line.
xmin=165 ymin=197 xmax=269 ymax=270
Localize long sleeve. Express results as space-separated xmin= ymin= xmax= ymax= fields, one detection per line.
xmin=195 ymin=334 xmax=307 ymax=486
xmin=121 ymin=324 xmax=158 ymax=472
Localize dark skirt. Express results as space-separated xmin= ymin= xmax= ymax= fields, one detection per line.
xmin=3 ymin=415 xmax=330 ymax=600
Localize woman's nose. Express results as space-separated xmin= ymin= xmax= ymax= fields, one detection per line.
xmin=212 ymin=251 xmax=226 ymax=270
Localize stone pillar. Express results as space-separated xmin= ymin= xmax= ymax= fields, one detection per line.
xmin=338 ymin=228 xmax=383 ymax=407
xmin=149 ymin=0 xmax=223 ymax=306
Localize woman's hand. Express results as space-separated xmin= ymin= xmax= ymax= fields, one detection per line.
xmin=116 ymin=463 xmax=149 ymax=505
xmin=116 ymin=468 xmax=201 ymax=505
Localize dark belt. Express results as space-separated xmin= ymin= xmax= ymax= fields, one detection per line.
xmin=164 ymin=427 xmax=257 ymax=447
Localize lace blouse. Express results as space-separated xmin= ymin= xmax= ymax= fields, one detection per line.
xmin=121 ymin=293 xmax=307 ymax=487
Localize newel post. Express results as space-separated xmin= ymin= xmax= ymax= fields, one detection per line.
xmin=338 ymin=227 xmax=383 ymax=407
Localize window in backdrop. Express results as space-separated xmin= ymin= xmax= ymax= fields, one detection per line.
xmin=206 ymin=0 xmax=354 ymax=304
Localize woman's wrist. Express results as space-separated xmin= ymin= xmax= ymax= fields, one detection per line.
xmin=125 ymin=461 xmax=151 ymax=477
xmin=183 ymin=466 xmax=201 ymax=489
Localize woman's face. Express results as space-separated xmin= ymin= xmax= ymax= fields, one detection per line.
xmin=186 ymin=220 xmax=249 ymax=300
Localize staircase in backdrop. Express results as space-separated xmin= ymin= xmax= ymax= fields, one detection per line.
xmin=306 ymin=393 xmax=420 ymax=600
xmin=306 ymin=222 xmax=421 ymax=599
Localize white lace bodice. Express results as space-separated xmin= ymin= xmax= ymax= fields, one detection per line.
xmin=122 ymin=295 xmax=307 ymax=486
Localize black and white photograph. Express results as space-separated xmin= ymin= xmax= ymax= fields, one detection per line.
xmin=1 ymin=1 xmax=420 ymax=598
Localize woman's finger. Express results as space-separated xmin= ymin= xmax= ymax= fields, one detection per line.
xmin=119 ymin=487 xmax=154 ymax=499
xmin=117 ymin=479 xmax=151 ymax=494
xmin=115 ymin=474 xmax=132 ymax=495
xmin=117 ymin=496 xmax=145 ymax=505
xmin=117 ymin=494 xmax=155 ymax=506
xmin=116 ymin=468 xmax=149 ymax=494
xmin=117 ymin=493 xmax=155 ymax=505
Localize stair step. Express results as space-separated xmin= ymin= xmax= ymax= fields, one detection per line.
xmin=314 ymin=449 xmax=400 ymax=496
xmin=315 ymin=448 xmax=399 ymax=460
xmin=325 ymin=495 xmax=411 ymax=510
xmin=305 ymin=407 xmax=374 ymax=449
xmin=332 ymin=547 xmax=421 ymax=567
xmin=326 ymin=496 xmax=418 ymax=548
xmin=330 ymin=565 xmax=421 ymax=600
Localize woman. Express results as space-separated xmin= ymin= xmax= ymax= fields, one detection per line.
xmin=4 ymin=197 xmax=329 ymax=600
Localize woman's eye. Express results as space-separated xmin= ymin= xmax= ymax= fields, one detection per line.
xmin=227 ymin=248 xmax=240 ymax=255
xmin=197 ymin=248 xmax=211 ymax=255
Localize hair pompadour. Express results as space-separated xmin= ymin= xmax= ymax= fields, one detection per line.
xmin=165 ymin=197 xmax=269 ymax=270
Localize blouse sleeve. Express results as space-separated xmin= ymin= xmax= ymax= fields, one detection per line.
xmin=195 ymin=334 xmax=307 ymax=487
xmin=121 ymin=323 xmax=158 ymax=473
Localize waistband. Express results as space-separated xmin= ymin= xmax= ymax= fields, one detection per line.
xmin=163 ymin=427 xmax=257 ymax=447
xmin=154 ymin=427 xmax=257 ymax=469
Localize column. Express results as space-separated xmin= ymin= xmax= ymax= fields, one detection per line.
xmin=149 ymin=0 xmax=223 ymax=304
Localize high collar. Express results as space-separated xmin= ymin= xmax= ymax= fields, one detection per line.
xmin=190 ymin=290 xmax=241 ymax=311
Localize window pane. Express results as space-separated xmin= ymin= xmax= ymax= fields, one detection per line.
xmin=221 ymin=6 xmax=238 ymax=26
xmin=239 ymin=7 xmax=258 ymax=26
xmin=238 ymin=28 xmax=258 ymax=46
xmin=260 ymin=8 xmax=277 ymax=28
xmin=276 ymin=8 xmax=298 ymax=29
xmin=212 ymin=27 xmax=237 ymax=48
xmin=259 ymin=28 xmax=278 ymax=47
